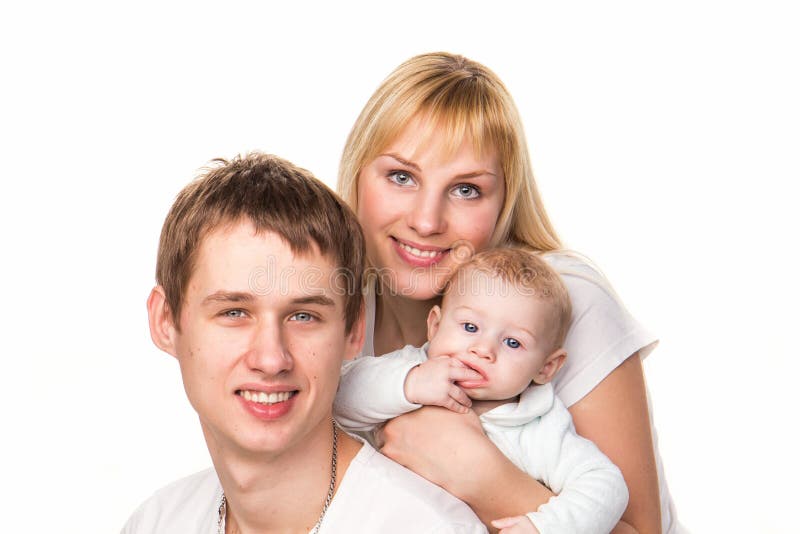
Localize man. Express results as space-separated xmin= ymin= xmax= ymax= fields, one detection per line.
xmin=123 ymin=153 xmax=486 ymax=533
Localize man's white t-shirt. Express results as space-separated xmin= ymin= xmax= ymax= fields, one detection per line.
xmin=122 ymin=441 xmax=487 ymax=534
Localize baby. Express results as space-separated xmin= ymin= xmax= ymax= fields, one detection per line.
xmin=335 ymin=248 xmax=628 ymax=534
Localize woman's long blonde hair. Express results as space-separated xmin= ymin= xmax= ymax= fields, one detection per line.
xmin=338 ymin=52 xmax=561 ymax=252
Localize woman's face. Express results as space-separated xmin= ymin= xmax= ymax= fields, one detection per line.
xmin=357 ymin=117 xmax=506 ymax=300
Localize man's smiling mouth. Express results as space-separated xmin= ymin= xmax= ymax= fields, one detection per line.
xmin=237 ymin=390 xmax=297 ymax=405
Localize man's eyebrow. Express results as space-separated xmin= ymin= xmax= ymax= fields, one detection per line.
xmin=291 ymin=295 xmax=336 ymax=307
xmin=201 ymin=291 xmax=255 ymax=305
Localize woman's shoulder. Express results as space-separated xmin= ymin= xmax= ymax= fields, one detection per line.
xmin=540 ymin=250 xmax=658 ymax=406
xmin=540 ymin=250 xmax=616 ymax=293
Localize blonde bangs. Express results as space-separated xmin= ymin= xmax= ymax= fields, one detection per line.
xmin=338 ymin=52 xmax=561 ymax=253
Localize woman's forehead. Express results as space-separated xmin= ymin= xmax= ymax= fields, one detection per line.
xmin=381 ymin=113 xmax=497 ymax=164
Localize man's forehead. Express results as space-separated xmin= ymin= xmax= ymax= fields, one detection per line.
xmin=190 ymin=224 xmax=342 ymax=300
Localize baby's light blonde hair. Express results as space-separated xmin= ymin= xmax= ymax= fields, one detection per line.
xmin=443 ymin=248 xmax=572 ymax=350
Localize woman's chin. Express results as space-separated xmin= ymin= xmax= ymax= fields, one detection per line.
xmin=376 ymin=275 xmax=445 ymax=301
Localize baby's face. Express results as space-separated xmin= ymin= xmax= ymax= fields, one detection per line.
xmin=427 ymin=269 xmax=558 ymax=401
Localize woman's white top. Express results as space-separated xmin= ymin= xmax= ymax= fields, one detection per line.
xmin=359 ymin=251 xmax=684 ymax=533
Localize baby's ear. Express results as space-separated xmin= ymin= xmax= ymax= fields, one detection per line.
xmin=532 ymin=348 xmax=567 ymax=385
xmin=426 ymin=305 xmax=443 ymax=342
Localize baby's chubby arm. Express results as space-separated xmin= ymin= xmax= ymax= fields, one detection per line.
xmin=334 ymin=347 xmax=425 ymax=432
xmin=404 ymin=356 xmax=481 ymax=414
xmin=333 ymin=346 xmax=483 ymax=433
xmin=523 ymin=395 xmax=629 ymax=534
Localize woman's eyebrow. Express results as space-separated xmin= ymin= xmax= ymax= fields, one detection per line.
xmin=382 ymin=153 xmax=420 ymax=170
xmin=382 ymin=153 xmax=497 ymax=179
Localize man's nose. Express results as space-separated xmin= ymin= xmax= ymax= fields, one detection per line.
xmin=244 ymin=322 xmax=293 ymax=375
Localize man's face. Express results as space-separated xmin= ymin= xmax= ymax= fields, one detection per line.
xmin=158 ymin=221 xmax=362 ymax=458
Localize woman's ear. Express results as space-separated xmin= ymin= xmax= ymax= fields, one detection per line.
xmin=426 ymin=305 xmax=443 ymax=342
xmin=147 ymin=286 xmax=179 ymax=358
xmin=532 ymin=348 xmax=567 ymax=385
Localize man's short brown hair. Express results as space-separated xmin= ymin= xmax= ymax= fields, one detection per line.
xmin=156 ymin=152 xmax=365 ymax=332
xmin=443 ymin=248 xmax=572 ymax=349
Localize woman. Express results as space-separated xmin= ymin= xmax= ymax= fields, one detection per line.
xmin=337 ymin=52 xmax=680 ymax=534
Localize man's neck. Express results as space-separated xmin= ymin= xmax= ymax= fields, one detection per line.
xmin=204 ymin=420 xmax=362 ymax=533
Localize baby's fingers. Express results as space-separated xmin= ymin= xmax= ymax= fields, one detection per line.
xmin=448 ymin=385 xmax=472 ymax=412
xmin=491 ymin=515 xmax=537 ymax=534
xmin=491 ymin=517 xmax=522 ymax=529
xmin=449 ymin=364 xmax=482 ymax=383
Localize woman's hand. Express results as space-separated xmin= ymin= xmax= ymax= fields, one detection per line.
xmin=377 ymin=406 xmax=487 ymax=490
xmin=377 ymin=406 xmax=555 ymax=528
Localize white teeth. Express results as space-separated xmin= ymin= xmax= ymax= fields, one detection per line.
xmin=399 ymin=242 xmax=442 ymax=259
xmin=239 ymin=390 xmax=293 ymax=405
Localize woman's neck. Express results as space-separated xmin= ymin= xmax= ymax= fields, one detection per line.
xmin=373 ymin=289 xmax=440 ymax=355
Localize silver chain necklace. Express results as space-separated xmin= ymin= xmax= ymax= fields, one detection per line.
xmin=217 ymin=418 xmax=338 ymax=534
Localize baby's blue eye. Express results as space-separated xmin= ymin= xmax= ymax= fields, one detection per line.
xmin=463 ymin=322 xmax=478 ymax=333
xmin=504 ymin=338 xmax=521 ymax=349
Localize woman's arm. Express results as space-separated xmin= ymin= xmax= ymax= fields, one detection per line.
xmin=569 ymin=353 xmax=661 ymax=534
xmin=378 ymin=407 xmax=556 ymax=528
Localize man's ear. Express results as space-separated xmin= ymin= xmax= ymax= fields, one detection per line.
xmin=532 ymin=348 xmax=567 ymax=385
xmin=147 ymin=286 xmax=179 ymax=358
xmin=426 ymin=305 xmax=443 ymax=342
xmin=344 ymin=300 xmax=366 ymax=361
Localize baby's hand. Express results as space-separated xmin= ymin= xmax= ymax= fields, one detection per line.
xmin=491 ymin=515 xmax=539 ymax=534
xmin=403 ymin=356 xmax=480 ymax=413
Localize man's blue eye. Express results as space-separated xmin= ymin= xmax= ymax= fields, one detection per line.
xmin=463 ymin=323 xmax=478 ymax=333
xmin=291 ymin=312 xmax=313 ymax=322
xmin=504 ymin=338 xmax=521 ymax=349
xmin=223 ymin=309 xmax=246 ymax=318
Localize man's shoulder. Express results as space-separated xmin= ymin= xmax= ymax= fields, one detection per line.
xmin=121 ymin=468 xmax=220 ymax=534
xmin=327 ymin=441 xmax=487 ymax=533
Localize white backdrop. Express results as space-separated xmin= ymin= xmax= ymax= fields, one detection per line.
xmin=1 ymin=1 xmax=798 ymax=532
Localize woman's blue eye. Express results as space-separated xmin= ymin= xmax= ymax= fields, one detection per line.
xmin=290 ymin=312 xmax=313 ymax=322
xmin=503 ymin=338 xmax=521 ymax=349
xmin=453 ymin=184 xmax=480 ymax=199
xmin=463 ymin=322 xmax=478 ymax=333
xmin=389 ymin=171 xmax=414 ymax=186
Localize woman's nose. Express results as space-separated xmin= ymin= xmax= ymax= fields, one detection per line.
xmin=406 ymin=189 xmax=447 ymax=236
